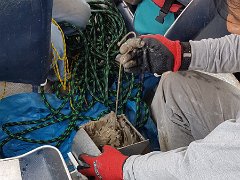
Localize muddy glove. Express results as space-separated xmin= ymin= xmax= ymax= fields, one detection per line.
xmin=78 ymin=145 xmax=128 ymax=180
xmin=117 ymin=34 xmax=191 ymax=74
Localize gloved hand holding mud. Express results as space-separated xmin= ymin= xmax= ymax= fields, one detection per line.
xmin=116 ymin=35 xmax=191 ymax=74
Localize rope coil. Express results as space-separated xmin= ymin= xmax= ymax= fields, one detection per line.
xmin=0 ymin=1 xmax=149 ymax=153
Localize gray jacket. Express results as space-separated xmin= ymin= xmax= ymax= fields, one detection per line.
xmin=123 ymin=34 xmax=240 ymax=180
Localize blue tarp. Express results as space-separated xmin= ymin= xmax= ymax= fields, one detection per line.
xmin=0 ymin=74 xmax=160 ymax=161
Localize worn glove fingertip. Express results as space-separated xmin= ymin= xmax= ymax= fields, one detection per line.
xmin=123 ymin=59 xmax=137 ymax=69
xmin=78 ymin=154 xmax=93 ymax=163
xmin=78 ymin=166 xmax=93 ymax=177
xmin=115 ymin=54 xmax=121 ymax=62
xmin=77 ymin=165 xmax=90 ymax=171
xmin=124 ymin=67 xmax=140 ymax=74
xmin=120 ymin=54 xmax=132 ymax=65
xmin=119 ymin=43 xmax=130 ymax=54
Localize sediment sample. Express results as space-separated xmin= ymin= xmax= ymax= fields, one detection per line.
xmin=83 ymin=112 xmax=140 ymax=148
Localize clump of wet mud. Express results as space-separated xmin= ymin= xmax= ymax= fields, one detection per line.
xmin=83 ymin=112 xmax=141 ymax=148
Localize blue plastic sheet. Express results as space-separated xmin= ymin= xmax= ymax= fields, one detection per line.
xmin=0 ymin=93 xmax=86 ymax=160
xmin=0 ymin=74 xmax=160 ymax=160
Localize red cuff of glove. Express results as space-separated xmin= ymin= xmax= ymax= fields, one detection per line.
xmin=141 ymin=35 xmax=182 ymax=72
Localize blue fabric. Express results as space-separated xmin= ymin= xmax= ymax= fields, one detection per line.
xmin=0 ymin=74 xmax=160 ymax=161
xmin=134 ymin=0 xmax=175 ymax=35
xmin=0 ymin=93 xmax=90 ymax=159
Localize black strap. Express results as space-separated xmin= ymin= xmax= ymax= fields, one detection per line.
xmin=180 ymin=42 xmax=191 ymax=70
xmin=155 ymin=0 xmax=176 ymax=24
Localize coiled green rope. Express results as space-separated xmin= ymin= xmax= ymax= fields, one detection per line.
xmin=0 ymin=0 xmax=149 ymax=151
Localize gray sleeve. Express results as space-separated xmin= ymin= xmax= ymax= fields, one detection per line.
xmin=189 ymin=34 xmax=240 ymax=73
xmin=123 ymin=119 xmax=240 ymax=180
xmin=123 ymin=148 xmax=187 ymax=180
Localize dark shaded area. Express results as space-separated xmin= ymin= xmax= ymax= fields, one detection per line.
xmin=0 ymin=0 xmax=52 ymax=85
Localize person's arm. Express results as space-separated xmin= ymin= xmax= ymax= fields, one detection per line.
xmin=124 ymin=118 xmax=240 ymax=180
xmin=78 ymin=118 xmax=240 ymax=180
xmin=117 ymin=34 xmax=240 ymax=74
xmin=189 ymin=34 xmax=240 ymax=73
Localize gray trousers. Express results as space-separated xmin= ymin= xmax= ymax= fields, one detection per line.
xmin=151 ymin=71 xmax=240 ymax=151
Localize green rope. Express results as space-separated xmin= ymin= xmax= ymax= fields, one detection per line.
xmin=0 ymin=0 xmax=149 ymax=151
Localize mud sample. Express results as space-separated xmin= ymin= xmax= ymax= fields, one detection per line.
xmin=82 ymin=112 xmax=141 ymax=148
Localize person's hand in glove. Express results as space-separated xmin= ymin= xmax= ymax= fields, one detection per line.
xmin=116 ymin=34 xmax=191 ymax=74
xmin=78 ymin=145 xmax=128 ymax=180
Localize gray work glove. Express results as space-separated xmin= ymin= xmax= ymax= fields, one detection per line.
xmin=116 ymin=34 xmax=191 ymax=74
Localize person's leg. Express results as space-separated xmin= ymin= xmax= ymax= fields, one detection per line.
xmin=151 ymin=71 xmax=240 ymax=151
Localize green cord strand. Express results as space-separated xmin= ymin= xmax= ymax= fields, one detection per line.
xmin=0 ymin=0 xmax=149 ymax=151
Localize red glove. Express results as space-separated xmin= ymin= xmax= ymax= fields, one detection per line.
xmin=78 ymin=145 xmax=128 ymax=180
xmin=142 ymin=34 xmax=182 ymax=72
xmin=117 ymin=34 xmax=191 ymax=74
